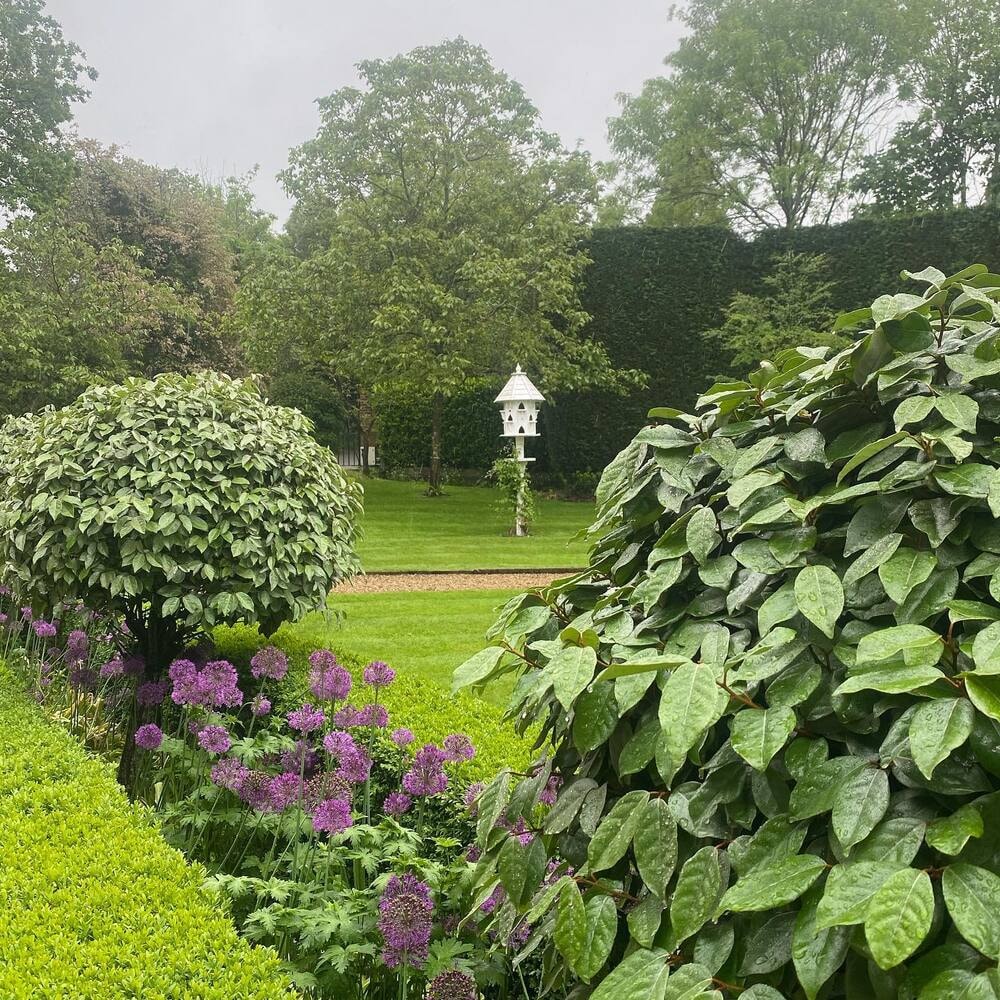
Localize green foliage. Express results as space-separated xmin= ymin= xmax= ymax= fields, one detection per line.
xmin=459 ymin=264 xmax=1000 ymax=996
xmin=489 ymin=447 xmax=537 ymax=535
xmin=0 ymin=372 xmax=361 ymax=665
xmin=0 ymin=662 xmax=295 ymax=999
xmin=0 ymin=0 xmax=94 ymax=212
xmin=704 ymin=252 xmax=849 ymax=373
xmin=213 ymin=624 xmax=533 ymax=785
xmin=608 ymin=0 xmax=910 ymax=229
xmin=852 ymin=0 xmax=1000 ymax=216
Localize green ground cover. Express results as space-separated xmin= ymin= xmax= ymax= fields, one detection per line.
xmin=354 ymin=477 xmax=593 ymax=571
xmin=0 ymin=663 xmax=294 ymax=999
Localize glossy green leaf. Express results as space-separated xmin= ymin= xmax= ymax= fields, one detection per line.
xmin=864 ymin=868 xmax=934 ymax=969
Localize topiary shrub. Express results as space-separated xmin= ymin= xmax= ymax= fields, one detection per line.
xmin=0 ymin=371 xmax=361 ymax=785
xmin=458 ymin=264 xmax=1000 ymax=998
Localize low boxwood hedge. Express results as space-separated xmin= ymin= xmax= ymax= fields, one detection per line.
xmin=0 ymin=664 xmax=296 ymax=1000
xmin=213 ymin=623 xmax=534 ymax=784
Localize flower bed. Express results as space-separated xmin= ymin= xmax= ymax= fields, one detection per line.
xmin=214 ymin=624 xmax=533 ymax=783
xmin=0 ymin=662 xmax=295 ymax=999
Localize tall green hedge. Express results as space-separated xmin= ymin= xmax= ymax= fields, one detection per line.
xmin=0 ymin=664 xmax=295 ymax=999
xmin=375 ymin=207 xmax=1000 ymax=476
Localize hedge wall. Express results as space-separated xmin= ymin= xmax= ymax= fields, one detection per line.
xmin=375 ymin=207 xmax=1000 ymax=476
xmin=0 ymin=664 xmax=295 ymax=1000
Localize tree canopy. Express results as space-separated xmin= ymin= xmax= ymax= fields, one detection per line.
xmin=0 ymin=0 xmax=95 ymax=212
xmin=239 ymin=37 xmax=635 ymax=491
xmin=608 ymin=0 xmax=910 ymax=229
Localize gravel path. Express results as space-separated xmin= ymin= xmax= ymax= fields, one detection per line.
xmin=337 ymin=571 xmax=572 ymax=593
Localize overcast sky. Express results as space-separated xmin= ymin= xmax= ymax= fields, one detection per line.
xmin=45 ymin=1 xmax=684 ymax=225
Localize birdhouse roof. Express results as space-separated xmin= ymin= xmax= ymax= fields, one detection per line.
xmin=495 ymin=365 xmax=545 ymax=403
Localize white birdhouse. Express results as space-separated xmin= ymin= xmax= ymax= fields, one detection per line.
xmin=495 ymin=365 xmax=545 ymax=438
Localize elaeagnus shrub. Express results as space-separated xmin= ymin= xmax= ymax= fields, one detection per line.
xmin=457 ymin=265 xmax=1000 ymax=998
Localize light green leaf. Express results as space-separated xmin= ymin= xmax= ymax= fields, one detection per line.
xmin=909 ymin=698 xmax=975 ymax=778
xmin=973 ymin=622 xmax=1000 ymax=674
xmin=730 ymin=706 xmax=797 ymax=772
xmin=879 ymin=549 xmax=937 ymax=604
xmin=816 ymin=862 xmax=898 ymax=930
xmin=452 ymin=645 xmax=506 ymax=692
xmin=855 ymin=625 xmax=943 ymax=669
xmin=792 ymin=892 xmax=851 ymax=1000
xmin=550 ymin=645 xmax=598 ymax=710
xmin=658 ymin=662 xmax=722 ymax=759
xmin=554 ymin=881 xmax=587 ymax=972
xmin=794 ymin=565 xmax=843 ymax=638
xmin=942 ymin=863 xmax=1000 ymax=961
xmin=864 ymin=868 xmax=934 ymax=969
xmin=832 ymin=767 xmax=889 ymax=849
xmin=835 ymin=663 xmax=944 ymax=696
xmin=686 ymin=506 xmax=720 ymax=565
xmin=634 ymin=798 xmax=678 ymax=899
xmin=718 ymin=854 xmax=826 ymax=913
xmin=894 ymin=395 xmax=936 ymax=429
xmin=837 ymin=431 xmax=910 ymax=484
xmin=966 ymin=674 xmax=1000 ymax=722
xmin=843 ymin=533 xmax=903 ymax=589
xmin=670 ymin=846 xmax=723 ymax=943
xmin=926 ymin=804 xmax=984 ymax=856
xmin=588 ymin=949 xmax=670 ymax=1000
xmin=577 ymin=895 xmax=618 ymax=981
xmin=586 ymin=790 xmax=649 ymax=873
xmin=936 ymin=394 xmax=979 ymax=434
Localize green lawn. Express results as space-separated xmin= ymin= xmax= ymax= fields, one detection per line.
xmin=293 ymin=588 xmax=521 ymax=705
xmin=354 ymin=477 xmax=593 ymax=571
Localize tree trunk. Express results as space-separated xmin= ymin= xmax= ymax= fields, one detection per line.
xmin=427 ymin=391 xmax=444 ymax=495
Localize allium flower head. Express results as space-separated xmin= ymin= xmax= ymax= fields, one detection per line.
xmin=68 ymin=664 xmax=98 ymax=692
xmin=136 ymin=679 xmax=170 ymax=706
xmin=250 ymin=645 xmax=289 ymax=681
xmin=427 ymin=970 xmax=478 ymax=1000
xmin=333 ymin=704 xmax=360 ymax=727
xmin=65 ymin=629 xmax=89 ymax=662
xmin=391 ymin=727 xmax=414 ymax=748
xmin=464 ymin=782 xmax=484 ymax=812
xmin=279 ymin=740 xmax=319 ymax=776
xmin=312 ymin=797 xmax=353 ymax=834
xmin=269 ymin=771 xmax=306 ymax=810
xmin=323 ymin=730 xmax=371 ymax=783
xmin=99 ymin=656 xmax=125 ymax=679
xmin=305 ymin=772 xmax=351 ymax=811
xmin=32 ymin=620 xmax=56 ymax=638
xmin=363 ymin=661 xmax=396 ymax=688
xmin=309 ymin=649 xmax=352 ymax=701
xmin=197 ymin=725 xmax=232 ymax=754
xmin=288 ymin=702 xmax=325 ymax=734
xmin=236 ymin=770 xmax=274 ymax=812
xmin=211 ymin=757 xmax=249 ymax=791
xmin=443 ymin=734 xmax=475 ymax=762
xmin=122 ymin=655 xmax=145 ymax=678
xmin=403 ymin=744 xmax=449 ymax=797
xmin=20 ymin=607 xmax=33 ymax=622
xmin=539 ymin=774 xmax=563 ymax=806
xmin=169 ymin=657 xmax=242 ymax=708
xmin=251 ymin=694 xmax=271 ymax=717
xmin=134 ymin=723 xmax=163 ymax=750
xmin=356 ymin=703 xmax=389 ymax=728
xmin=383 ymin=791 xmax=412 ymax=817
xmin=378 ymin=874 xmax=433 ymax=969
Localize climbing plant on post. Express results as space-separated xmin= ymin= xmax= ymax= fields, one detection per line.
xmin=457 ymin=264 xmax=1000 ymax=997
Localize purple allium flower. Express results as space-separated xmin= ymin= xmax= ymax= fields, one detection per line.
xmin=20 ymin=607 xmax=32 ymax=622
xmin=134 ymin=723 xmax=163 ymax=750
xmin=32 ymin=620 xmax=57 ymax=638
xmin=304 ymin=772 xmax=351 ymax=811
xmin=480 ymin=884 xmax=505 ymax=915
xmin=443 ymin=734 xmax=475 ymax=763
xmin=356 ymin=703 xmax=389 ymax=728
xmin=136 ymin=679 xmax=170 ymax=706
xmin=198 ymin=725 xmax=232 ymax=754
xmin=403 ymin=744 xmax=449 ymax=797
xmin=169 ymin=657 xmax=242 ymax=708
xmin=279 ymin=740 xmax=319 ymax=776
xmin=312 ymin=797 xmax=353 ymax=834
xmin=309 ymin=649 xmax=352 ymax=701
xmin=68 ymin=664 xmax=98 ymax=692
xmin=251 ymin=694 xmax=271 ymax=717
xmin=65 ymin=629 xmax=89 ymax=663
xmin=99 ymin=656 xmax=124 ymax=678
xmin=333 ymin=705 xmax=360 ymax=727
xmin=363 ymin=660 xmax=396 ymax=688
xmin=464 ymin=782 xmax=485 ymax=813
xmin=539 ymin=774 xmax=563 ymax=807
xmin=323 ymin=731 xmax=371 ymax=783
xmin=466 ymin=844 xmax=482 ymax=863
xmin=236 ymin=770 xmax=274 ymax=812
xmin=384 ymin=791 xmax=412 ymax=817
xmin=250 ymin=645 xmax=289 ymax=681
xmin=269 ymin=771 xmax=306 ymax=810
xmin=508 ymin=816 xmax=534 ymax=847
xmin=508 ymin=921 xmax=531 ymax=949
xmin=378 ymin=874 xmax=433 ymax=969
xmin=391 ymin=727 xmax=414 ymax=748
xmin=0 ymin=583 xmax=10 ymax=595
xmin=0 ymin=613 xmax=8 ymax=627
xmin=427 ymin=970 xmax=477 ymax=1000
xmin=211 ymin=757 xmax=249 ymax=791
xmin=288 ymin=702 xmax=325 ymax=734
